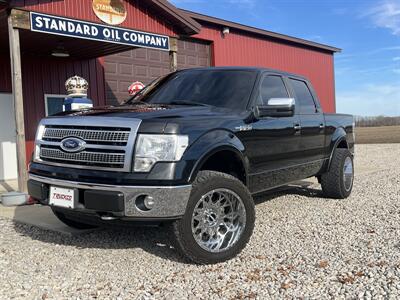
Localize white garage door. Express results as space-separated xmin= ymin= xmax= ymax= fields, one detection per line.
xmin=0 ymin=93 xmax=18 ymax=181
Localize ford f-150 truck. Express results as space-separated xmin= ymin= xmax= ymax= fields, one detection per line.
xmin=28 ymin=67 xmax=355 ymax=264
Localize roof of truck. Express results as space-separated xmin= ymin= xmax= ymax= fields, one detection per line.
xmin=179 ymin=66 xmax=308 ymax=80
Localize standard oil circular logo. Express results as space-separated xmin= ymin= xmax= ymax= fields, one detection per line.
xmin=92 ymin=0 xmax=127 ymax=25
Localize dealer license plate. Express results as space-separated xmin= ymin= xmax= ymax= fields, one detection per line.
xmin=49 ymin=186 xmax=75 ymax=209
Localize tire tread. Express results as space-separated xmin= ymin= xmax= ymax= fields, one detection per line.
xmin=321 ymin=148 xmax=353 ymax=199
xmin=171 ymin=170 xmax=255 ymax=264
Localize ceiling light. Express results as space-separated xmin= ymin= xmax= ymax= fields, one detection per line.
xmin=52 ymin=45 xmax=70 ymax=57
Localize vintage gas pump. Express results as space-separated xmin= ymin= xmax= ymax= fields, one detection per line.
xmin=64 ymin=75 xmax=93 ymax=112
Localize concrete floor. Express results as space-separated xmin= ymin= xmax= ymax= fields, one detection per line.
xmin=0 ymin=179 xmax=96 ymax=236
xmin=0 ymin=204 xmax=96 ymax=235
xmin=0 ymin=179 xmax=95 ymax=235
xmin=0 ymin=180 xmax=88 ymax=235
xmin=0 ymin=179 xmax=18 ymax=194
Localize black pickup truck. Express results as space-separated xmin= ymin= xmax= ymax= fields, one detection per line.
xmin=28 ymin=67 xmax=354 ymax=264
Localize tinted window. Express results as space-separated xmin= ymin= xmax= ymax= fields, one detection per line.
xmin=290 ymin=79 xmax=316 ymax=114
xmin=258 ymin=75 xmax=288 ymax=105
xmin=130 ymin=70 xmax=258 ymax=110
xmin=46 ymin=96 xmax=64 ymax=116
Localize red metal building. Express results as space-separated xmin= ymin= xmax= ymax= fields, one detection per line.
xmin=0 ymin=0 xmax=340 ymax=190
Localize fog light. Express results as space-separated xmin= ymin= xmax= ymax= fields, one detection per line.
xmin=135 ymin=194 xmax=155 ymax=211
xmin=144 ymin=196 xmax=155 ymax=210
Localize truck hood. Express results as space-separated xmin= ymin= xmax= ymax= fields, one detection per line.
xmin=52 ymin=104 xmax=244 ymax=121
xmin=48 ymin=104 xmax=248 ymax=135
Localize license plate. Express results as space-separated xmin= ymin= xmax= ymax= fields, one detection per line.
xmin=49 ymin=186 xmax=75 ymax=209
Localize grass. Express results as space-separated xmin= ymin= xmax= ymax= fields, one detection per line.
xmin=355 ymin=125 xmax=400 ymax=144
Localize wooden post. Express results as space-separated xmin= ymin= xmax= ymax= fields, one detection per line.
xmin=8 ymin=14 xmax=28 ymax=193
xmin=169 ymin=37 xmax=178 ymax=72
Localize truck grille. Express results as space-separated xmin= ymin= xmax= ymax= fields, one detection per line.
xmin=40 ymin=147 xmax=125 ymax=167
xmin=34 ymin=117 xmax=141 ymax=172
xmin=43 ymin=128 xmax=130 ymax=144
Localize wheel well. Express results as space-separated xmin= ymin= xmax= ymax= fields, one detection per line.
xmin=337 ymin=139 xmax=348 ymax=149
xmin=199 ymin=150 xmax=246 ymax=184
xmin=325 ymin=138 xmax=349 ymax=172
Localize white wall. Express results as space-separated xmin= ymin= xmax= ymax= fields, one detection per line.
xmin=0 ymin=93 xmax=18 ymax=181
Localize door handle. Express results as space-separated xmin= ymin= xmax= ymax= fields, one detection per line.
xmin=294 ymin=124 xmax=302 ymax=131
xmin=319 ymin=123 xmax=325 ymax=129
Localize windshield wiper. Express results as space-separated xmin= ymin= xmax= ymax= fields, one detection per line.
xmin=123 ymin=100 xmax=150 ymax=106
xmin=168 ymin=100 xmax=210 ymax=107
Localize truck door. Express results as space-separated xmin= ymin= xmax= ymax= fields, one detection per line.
xmin=288 ymin=78 xmax=325 ymax=175
xmin=241 ymin=74 xmax=302 ymax=194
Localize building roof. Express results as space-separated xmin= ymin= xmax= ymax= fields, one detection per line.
xmin=4 ymin=0 xmax=202 ymax=35
xmin=2 ymin=0 xmax=340 ymax=52
xmin=182 ymin=9 xmax=341 ymax=53
xmin=148 ymin=0 xmax=201 ymax=35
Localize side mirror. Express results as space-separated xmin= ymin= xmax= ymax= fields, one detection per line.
xmin=256 ymin=98 xmax=295 ymax=118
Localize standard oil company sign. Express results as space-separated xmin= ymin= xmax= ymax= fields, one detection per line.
xmin=30 ymin=12 xmax=170 ymax=51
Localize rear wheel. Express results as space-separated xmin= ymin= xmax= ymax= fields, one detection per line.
xmin=51 ymin=208 xmax=98 ymax=229
xmin=321 ymin=148 xmax=354 ymax=199
xmin=171 ymin=171 xmax=255 ymax=264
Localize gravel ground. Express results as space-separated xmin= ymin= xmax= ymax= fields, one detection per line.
xmin=1 ymin=144 xmax=400 ymax=299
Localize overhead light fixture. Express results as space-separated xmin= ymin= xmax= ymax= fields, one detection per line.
xmin=52 ymin=44 xmax=70 ymax=57
xmin=222 ymin=27 xmax=230 ymax=36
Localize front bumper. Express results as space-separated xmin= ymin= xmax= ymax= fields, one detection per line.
xmin=28 ymin=174 xmax=192 ymax=219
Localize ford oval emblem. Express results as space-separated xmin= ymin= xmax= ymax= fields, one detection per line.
xmin=60 ymin=137 xmax=86 ymax=153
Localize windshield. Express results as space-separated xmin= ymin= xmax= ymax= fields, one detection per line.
xmin=126 ymin=69 xmax=258 ymax=110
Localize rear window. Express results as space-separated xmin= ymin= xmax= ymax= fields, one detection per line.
xmin=290 ymin=79 xmax=316 ymax=114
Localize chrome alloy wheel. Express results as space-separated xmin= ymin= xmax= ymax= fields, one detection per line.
xmin=191 ymin=188 xmax=246 ymax=253
xmin=343 ymin=156 xmax=354 ymax=191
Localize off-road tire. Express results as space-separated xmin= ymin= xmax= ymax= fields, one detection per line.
xmin=321 ymin=148 xmax=354 ymax=199
xmin=171 ymin=171 xmax=255 ymax=264
xmin=51 ymin=207 xmax=98 ymax=229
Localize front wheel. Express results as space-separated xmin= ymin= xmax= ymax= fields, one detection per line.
xmin=321 ymin=148 xmax=354 ymax=199
xmin=171 ymin=171 xmax=255 ymax=264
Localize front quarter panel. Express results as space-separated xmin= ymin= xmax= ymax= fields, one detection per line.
xmin=178 ymin=129 xmax=248 ymax=184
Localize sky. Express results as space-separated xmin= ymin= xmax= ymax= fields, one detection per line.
xmin=170 ymin=0 xmax=400 ymax=117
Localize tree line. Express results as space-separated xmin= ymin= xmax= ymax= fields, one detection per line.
xmin=355 ymin=116 xmax=400 ymax=127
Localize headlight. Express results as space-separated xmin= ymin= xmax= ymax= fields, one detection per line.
xmin=33 ymin=124 xmax=45 ymax=161
xmin=134 ymin=134 xmax=189 ymax=172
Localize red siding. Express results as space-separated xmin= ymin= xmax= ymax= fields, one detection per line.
xmin=20 ymin=56 xmax=106 ymax=161
xmin=10 ymin=0 xmax=178 ymax=37
xmin=1 ymin=54 xmax=105 ymax=163
xmin=0 ymin=54 xmax=12 ymax=93
xmin=193 ymin=24 xmax=336 ymax=113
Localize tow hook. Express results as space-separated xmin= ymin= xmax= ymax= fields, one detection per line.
xmin=99 ymin=214 xmax=119 ymax=221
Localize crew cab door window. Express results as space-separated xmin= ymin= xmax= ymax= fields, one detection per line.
xmin=290 ymin=78 xmax=325 ymax=165
xmin=289 ymin=79 xmax=316 ymax=114
xmin=258 ymin=75 xmax=288 ymax=105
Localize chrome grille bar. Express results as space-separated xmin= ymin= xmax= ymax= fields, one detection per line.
xmin=40 ymin=148 xmax=125 ymax=165
xmin=43 ymin=128 xmax=130 ymax=143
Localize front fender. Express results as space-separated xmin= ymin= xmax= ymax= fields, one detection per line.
xmin=180 ymin=129 xmax=249 ymax=184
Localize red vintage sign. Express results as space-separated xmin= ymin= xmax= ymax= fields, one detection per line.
xmin=128 ymin=81 xmax=145 ymax=95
